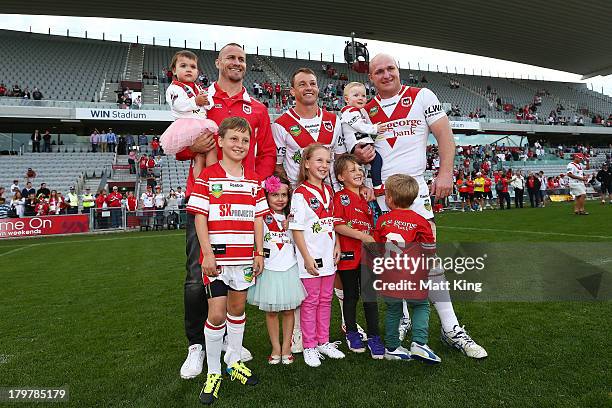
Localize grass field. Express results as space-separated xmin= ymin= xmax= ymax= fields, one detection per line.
xmin=1 ymin=202 xmax=610 ymax=407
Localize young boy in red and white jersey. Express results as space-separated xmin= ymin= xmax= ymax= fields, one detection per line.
xmin=373 ymin=174 xmax=441 ymax=364
xmin=340 ymin=82 xmax=386 ymax=194
xmin=187 ymin=117 xmax=268 ymax=405
xmin=333 ymin=154 xmax=384 ymax=359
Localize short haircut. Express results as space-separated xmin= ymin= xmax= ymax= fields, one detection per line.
xmin=334 ymin=153 xmax=361 ymax=184
xmin=290 ymin=68 xmax=317 ymax=87
xmin=170 ymin=50 xmax=198 ymax=73
xmin=385 ymin=174 xmax=419 ymax=209
xmin=219 ymin=43 xmax=243 ymax=55
xmin=218 ymin=116 xmax=251 ymax=138
xmin=297 ymin=143 xmax=330 ymax=185
xmin=343 ymin=82 xmax=366 ymax=98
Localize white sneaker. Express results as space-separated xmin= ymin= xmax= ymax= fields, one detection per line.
xmin=383 ymin=345 xmax=411 ymax=360
xmin=356 ymin=324 xmax=367 ymax=341
xmin=222 ymin=338 xmax=253 ymax=362
xmin=317 ymin=342 xmax=345 ymax=359
xmin=410 ymin=342 xmax=441 ymax=364
xmin=441 ymin=325 xmax=488 ymax=359
xmin=180 ymin=344 xmax=204 ymax=379
xmin=303 ymin=347 xmax=323 ymax=367
xmin=291 ymin=329 xmax=303 ymax=354
xmin=398 ymin=316 xmax=412 ymax=342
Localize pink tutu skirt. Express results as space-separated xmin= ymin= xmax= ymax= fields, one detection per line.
xmin=160 ymin=118 xmax=218 ymax=154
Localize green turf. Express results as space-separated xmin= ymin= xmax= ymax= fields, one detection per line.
xmin=0 ymin=202 xmax=610 ymax=407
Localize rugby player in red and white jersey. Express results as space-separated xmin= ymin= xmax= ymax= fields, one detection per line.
xmin=272 ymin=68 xmax=346 ymax=190
xmin=177 ymin=43 xmax=275 ymax=380
xmin=272 ymin=67 xmax=347 ymax=354
xmin=354 ymin=54 xmax=487 ymax=359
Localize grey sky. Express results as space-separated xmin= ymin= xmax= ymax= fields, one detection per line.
xmin=2 ymin=14 xmax=611 ymax=95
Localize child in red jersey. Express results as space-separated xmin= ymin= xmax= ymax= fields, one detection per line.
xmin=373 ymin=174 xmax=441 ymax=364
xmin=187 ymin=117 xmax=268 ymax=405
xmin=332 ymin=154 xmax=384 ymax=359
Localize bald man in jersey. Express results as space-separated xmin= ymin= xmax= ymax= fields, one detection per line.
xmin=354 ymin=53 xmax=487 ymax=359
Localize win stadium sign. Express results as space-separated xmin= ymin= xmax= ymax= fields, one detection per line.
xmin=75 ymin=108 xmax=172 ymax=122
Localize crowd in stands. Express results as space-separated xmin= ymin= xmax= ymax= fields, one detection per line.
xmin=115 ymin=86 xmax=142 ymax=109
xmin=0 ymin=83 xmax=44 ymax=99
xmin=424 ymin=143 xmax=610 ymax=212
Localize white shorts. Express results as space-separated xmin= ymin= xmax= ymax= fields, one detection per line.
xmin=376 ymin=175 xmax=434 ymax=220
xmin=206 ymin=264 xmax=255 ymax=291
xmin=569 ymin=183 xmax=586 ymax=197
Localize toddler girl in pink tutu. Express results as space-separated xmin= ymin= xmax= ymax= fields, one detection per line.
xmin=161 ymin=50 xmax=218 ymax=177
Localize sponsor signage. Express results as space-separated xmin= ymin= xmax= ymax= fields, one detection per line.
xmin=0 ymin=215 xmax=90 ymax=239
xmin=75 ymin=108 xmax=173 ymax=121
xmin=449 ymin=121 xmax=481 ymax=131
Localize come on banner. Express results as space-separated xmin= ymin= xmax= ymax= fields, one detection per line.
xmin=0 ymin=215 xmax=90 ymax=239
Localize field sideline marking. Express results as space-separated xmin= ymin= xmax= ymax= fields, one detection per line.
xmin=437 ymin=225 xmax=612 ymax=239
xmin=0 ymin=232 xmax=184 ymax=257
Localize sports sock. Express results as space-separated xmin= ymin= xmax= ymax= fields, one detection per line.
xmin=225 ymin=313 xmax=246 ymax=367
xmin=429 ymin=270 xmax=460 ymax=332
xmin=204 ymin=320 xmax=225 ymax=375
xmin=334 ymin=288 xmax=345 ymax=326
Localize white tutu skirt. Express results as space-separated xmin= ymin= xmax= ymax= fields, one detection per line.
xmin=248 ymin=264 xmax=307 ymax=312
xmin=159 ymin=118 xmax=218 ymax=154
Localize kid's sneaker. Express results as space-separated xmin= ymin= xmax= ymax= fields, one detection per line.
xmin=410 ymin=342 xmax=441 ymax=364
xmin=384 ymin=346 xmax=411 ymax=361
xmin=367 ymin=335 xmax=385 ymax=360
xmin=303 ymin=347 xmax=323 ymax=367
xmin=226 ymin=361 xmax=258 ymax=386
xmin=199 ymin=373 xmax=222 ymax=405
xmin=346 ymin=331 xmax=366 ymax=353
xmin=317 ymin=342 xmax=345 ymax=359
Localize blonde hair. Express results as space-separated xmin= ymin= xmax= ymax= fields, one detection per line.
xmin=385 ymin=174 xmax=419 ymax=209
xmin=343 ymin=82 xmax=366 ymax=99
xmin=297 ymin=143 xmax=330 ymax=185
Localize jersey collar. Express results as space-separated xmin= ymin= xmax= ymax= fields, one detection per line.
xmin=209 ymin=82 xmax=251 ymax=103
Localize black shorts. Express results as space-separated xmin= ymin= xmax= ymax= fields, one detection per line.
xmin=459 ymin=192 xmax=469 ymax=200
xmin=601 ymin=184 xmax=611 ymax=194
xmin=485 ymin=191 xmax=493 ymax=199
xmin=204 ymin=279 xmax=248 ymax=299
xmin=473 ymin=191 xmax=483 ymax=199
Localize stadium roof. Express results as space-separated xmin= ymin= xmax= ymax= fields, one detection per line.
xmin=5 ymin=1 xmax=612 ymax=78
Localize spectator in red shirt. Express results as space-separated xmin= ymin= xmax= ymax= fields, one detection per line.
xmin=497 ymin=174 xmax=510 ymax=209
xmin=151 ymin=138 xmax=161 ymax=157
xmin=126 ymin=191 xmax=137 ymax=212
xmin=139 ymin=154 xmax=148 ymax=178
xmin=106 ymin=186 xmax=123 ymax=228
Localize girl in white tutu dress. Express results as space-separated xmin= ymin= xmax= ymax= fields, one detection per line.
xmin=247 ymin=175 xmax=307 ymax=365
xmin=161 ymin=50 xmax=218 ymax=177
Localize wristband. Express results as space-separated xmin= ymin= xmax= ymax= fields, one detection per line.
xmin=254 ymin=251 xmax=265 ymax=257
